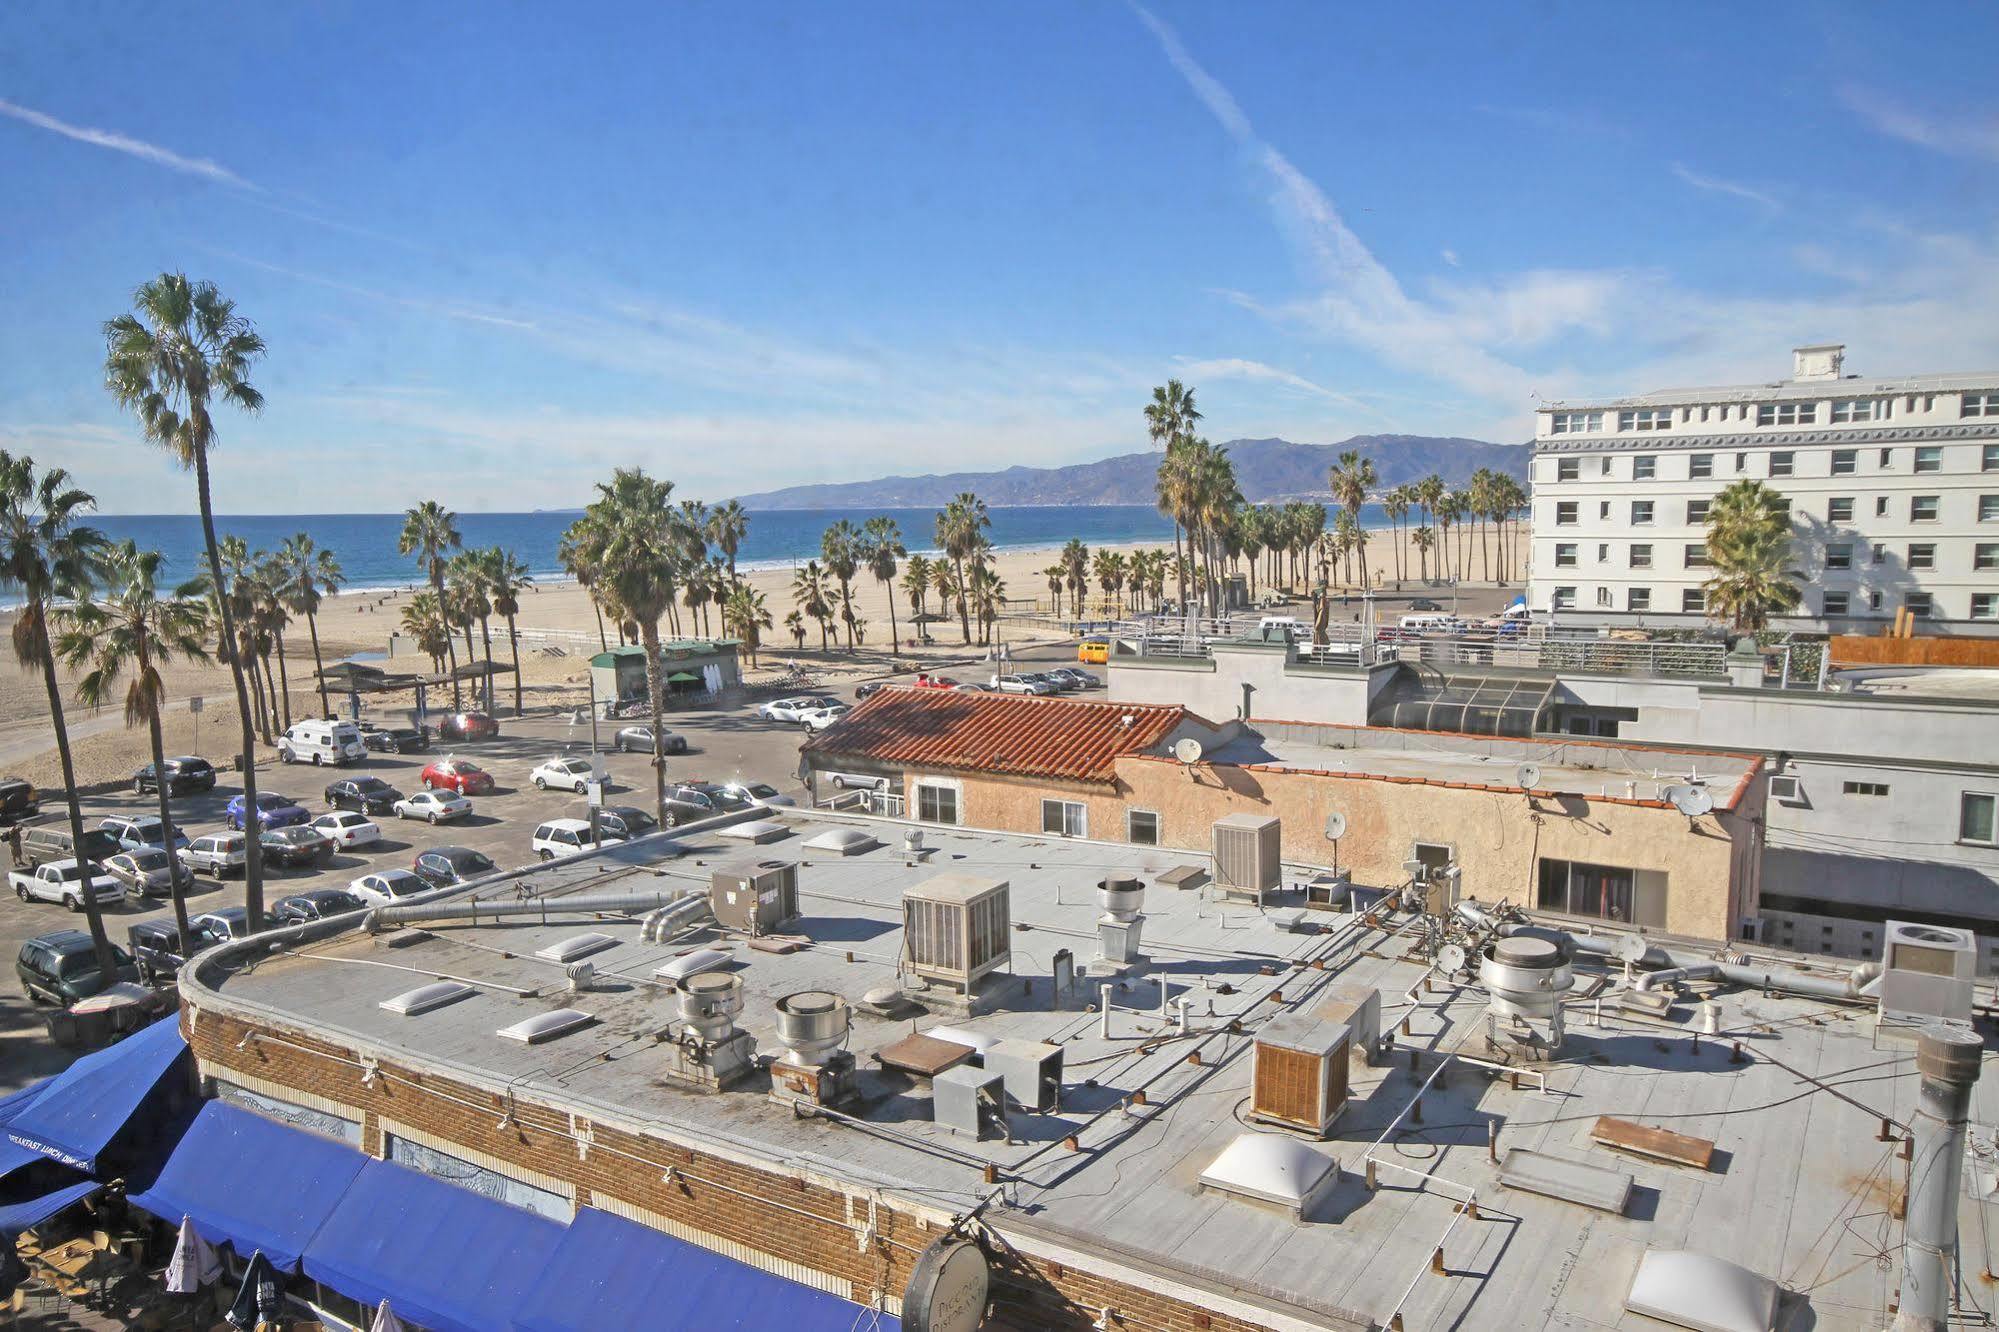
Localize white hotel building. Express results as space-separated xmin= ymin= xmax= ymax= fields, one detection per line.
xmin=1528 ymin=344 xmax=1999 ymax=635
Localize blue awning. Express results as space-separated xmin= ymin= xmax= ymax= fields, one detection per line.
xmin=513 ymin=1207 xmax=901 ymax=1332
xmin=129 ymin=1100 xmax=369 ymax=1273
xmin=3 ymin=1016 xmax=188 ymax=1171
xmin=0 ymin=1076 xmax=58 ymax=1126
xmin=0 ymin=1180 xmax=100 ymax=1235
xmin=303 ymin=1159 xmax=564 ymax=1332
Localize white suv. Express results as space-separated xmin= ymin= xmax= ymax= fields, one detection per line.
xmin=530 ymin=756 xmax=598 ymax=793
xmin=531 ymin=819 xmax=625 ymax=860
xmin=180 ymin=833 xmax=248 ymax=880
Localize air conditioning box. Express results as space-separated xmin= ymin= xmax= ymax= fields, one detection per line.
xmin=709 ymin=857 xmax=799 ymax=936
xmin=1879 ymin=920 xmax=1977 ymax=1025
xmin=902 ymin=874 xmax=1011 ymax=995
xmin=1249 ymin=1013 xmax=1350 ymax=1137
xmin=1212 ymin=814 xmax=1281 ymax=902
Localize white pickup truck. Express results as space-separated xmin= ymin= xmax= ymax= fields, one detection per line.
xmin=10 ymin=858 xmax=127 ymax=911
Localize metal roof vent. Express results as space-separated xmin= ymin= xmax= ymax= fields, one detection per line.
xmin=1197 ymin=1133 xmax=1339 ymax=1221
xmin=1623 ymin=1249 xmax=1777 ymax=1332
xmin=653 ymin=948 xmax=732 ymax=983
xmin=535 ymin=932 xmax=620 ymax=964
xmin=380 ymin=980 xmax=476 ymax=1016
xmin=719 ymin=819 xmax=789 ymax=843
xmin=496 ymin=1009 xmax=595 ymax=1044
xmin=803 ymin=827 xmax=879 ymax=855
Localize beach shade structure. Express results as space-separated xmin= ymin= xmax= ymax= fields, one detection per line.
xmin=370 ymin=1299 xmax=407 ymax=1332
xmin=226 ymin=1250 xmax=284 ymax=1331
xmin=165 ymin=1215 xmax=223 ymax=1294
xmin=909 ymin=611 xmax=950 ymax=624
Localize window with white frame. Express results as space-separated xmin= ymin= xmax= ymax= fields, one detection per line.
xmin=1632 ymin=456 xmax=1656 ymax=480
xmin=1825 ymin=543 xmax=1852 ymax=571
xmin=1555 ymin=501 xmax=1577 ymax=525
xmin=1828 ymin=497 xmax=1854 ymax=522
xmin=1980 ymin=494 xmax=1999 ymax=522
xmin=1843 ymin=781 xmax=1890 ymax=797
xmin=1554 ymin=543 xmax=1578 ymax=567
xmin=1972 ymin=593 xmax=1997 ymax=621
xmin=1552 ymin=586 xmax=1576 ymax=610
xmin=1823 ymin=591 xmax=1850 ymax=616
xmin=1830 ymin=399 xmax=1885 ymax=423
xmin=1962 ymin=393 xmax=1999 ymax=419
xmin=1618 ymin=409 xmax=1672 ymax=431
xmin=1960 ymin=792 xmax=1997 ymax=846
xmin=1687 ymin=499 xmax=1711 ymax=523
xmin=1556 ymin=458 xmax=1580 ymax=481
xmin=1688 ymin=454 xmax=1713 ymax=479
xmin=915 ymin=782 xmax=960 ymax=825
xmin=1630 ymin=543 xmax=1652 ymax=568
xmin=1907 ymin=543 xmax=1936 ymax=570
xmin=1599 ymin=501 xmax=1611 ymax=520
xmin=1595 ymin=586 xmax=1613 ymax=608
xmin=1684 ymin=544 xmax=1710 ymax=568
xmin=1597 ymin=542 xmax=1610 ymax=562
xmin=1628 ymin=587 xmax=1651 ymax=612
xmin=1875 ymin=496 xmax=1890 ymax=517
xmin=1906 ymin=593 xmax=1934 ymax=617
xmin=1914 ymin=446 xmax=1942 ymax=474
xmin=1550 ymin=411 xmax=1603 ymax=434
xmin=1984 ymin=443 xmax=1999 ymax=471
xmin=1127 ymin=809 xmax=1160 ymax=846
xmin=1911 ymin=495 xmax=1939 ymax=521
xmin=1040 ymin=799 xmax=1086 ymax=838
xmin=1769 ymin=451 xmax=1795 ymax=477
xmin=1632 ymin=500 xmax=1654 ymax=525
xmin=1757 ymin=402 xmax=1817 ymax=427
xmin=1681 ymin=588 xmax=1705 ymax=613
xmin=1830 ymin=449 xmax=1857 ymax=475
xmin=1975 ymin=543 xmax=1998 ymax=572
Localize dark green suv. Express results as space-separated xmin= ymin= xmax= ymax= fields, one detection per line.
xmin=16 ymin=930 xmax=140 ymax=1005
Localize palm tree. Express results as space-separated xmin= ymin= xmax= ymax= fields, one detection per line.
xmin=1328 ymin=450 xmax=1378 ymax=590
xmin=791 ymin=562 xmax=834 ymax=652
xmin=400 ymin=591 xmax=451 ymax=673
xmin=1091 ymin=548 xmax=1127 ymax=616
xmin=251 ymin=550 xmax=296 ymax=732
xmin=859 ymin=517 xmax=907 ymax=655
xmin=680 ymin=560 xmax=715 ymax=642
xmin=1383 ymin=486 xmax=1411 ymax=583
xmin=1703 ymin=480 xmax=1803 ymax=631
xmin=820 ymin=520 xmax=862 ymax=650
xmin=1415 ymin=473 xmax=1445 ymax=582
xmin=1412 ymin=525 xmax=1436 ymax=580
xmin=448 ymin=549 xmax=494 ymax=711
xmin=213 ymin=536 xmax=268 ymax=740
xmin=399 ymin=501 xmax=463 ymax=709
xmin=1060 ymin=539 xmax=1089 ymax=618
xmin=935 ymin=493 xmax=990 ymax=645
xmin=278 ymin=533 xmax=344 ymax=718
xmin=1435 ymin=493 xmax=1462 ymax=582
xmin=558 ymin=519 xmax=609 ymax=651
xmin=57 ymin=539 xmax=209 ymax=946
xmin=1042 ymin=563 xmax=1065 ymax=613
xmin=930 ymin=559 xmax=963 ymax=637
xmin=583 ymin=467 xmax=681 ymax=828
xmin=901 ymin=554 xmax=932 ymax=623
xmin=969 ymin=565 xmax=1007 ymax=643
xmin=784 ymin=609 xmax=807 ymax=652
xmin=1144 ymin=380 xmax=1201 ymax=608
xmin=705 ymin=500 xmax=750 ymax=591
xmin=1154 ymin=439 xmax=1200 ymax=614
xmin=1189 ymin=440 xmax=1241 ymax=616
xmin=103 ymin=273 xmax=272 ymax=930
xmin=485 ymin=548 xmax=533 ymax=715
xmin=721 ymin=583 xmax=772 ymax=667
xmin=0 ymin=455 xmax=117 ymax=976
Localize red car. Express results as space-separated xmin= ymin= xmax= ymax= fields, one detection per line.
xmin=420 ymin=758 xmax=495 ymax=796
xmin=437 ymin=712 xmax=499 ymax=742
xmin=912 ymin=674 xmax=959 ymax=690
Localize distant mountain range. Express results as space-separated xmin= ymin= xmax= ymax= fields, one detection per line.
xmin=734 ymin=435 xmax=1528 ymax=509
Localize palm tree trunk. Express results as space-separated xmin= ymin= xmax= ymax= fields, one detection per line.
xmin=478 ymin=615 xmax=495 ymax=713
xmin=953 ymin=558 xmax=971 ymax=644
xmin=885 ymin=579 xmax=900 ymax=656
xmin=591 ymin=597 xmax=608 ymax=652
xmin=274 ymin=629 xmax=293 ymax=732
xmin=433 ymin=570 xmax=461 ymax=710
xmin=507 ymin=614 xmax=524 ymax=716
xmin=194 ymin=442 xmax=266 ymax=932
xmin=38 ymin=641 xmax=117 ymax=977
xmin=1171 ymin=522 xmax=1187 ymax=613
xmin=307 ymin=610 xmax=330 ymax=717
xmin=640 ymin=622 xmax=669 ymax=830
xmin=145 ymin=698 xmax=193 ymax=948
xmin=261 ymin=648 xmax=280 ymax=733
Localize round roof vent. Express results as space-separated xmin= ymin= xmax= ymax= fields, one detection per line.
xmin=1491 ymin=936 xmax=1563 ymax=969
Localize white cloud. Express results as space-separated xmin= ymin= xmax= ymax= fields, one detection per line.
xmin=211 ymin=251 xmax=537 ymax=329
xmin=0 ymin=98 xmax=256 ymax=189
xmin=1170 ymin=356 xmax=1369 ymax=408
xmin=1840 ymin=87 xmax=1999 ymax=162
xmin=1671 ymin=162 xmax=1781 ymax=213
xmin=1440 ymin=248 xmax=1460 ymax=268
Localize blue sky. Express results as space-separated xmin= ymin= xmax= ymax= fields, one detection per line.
xmin=3 ymin=2 xmax=1997 ymax=513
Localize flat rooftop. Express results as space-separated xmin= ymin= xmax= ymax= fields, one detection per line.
xmin=1546 ymin=366 xmax=1999 ymax=411
xmin=189 ymin=809 xmax=1996 ymax=1331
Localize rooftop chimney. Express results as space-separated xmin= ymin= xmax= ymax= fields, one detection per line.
xmin=1893 ymin=1023 xmax=1982 ymax=1331
xmin=1793 ymin=343 xmax=1845 ymax=381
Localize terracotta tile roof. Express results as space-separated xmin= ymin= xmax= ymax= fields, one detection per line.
xmin=803 ymin=688 xmax=1190 ymax=786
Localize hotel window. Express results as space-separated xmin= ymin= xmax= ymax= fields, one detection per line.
xmin=1962 ymin=392 xmax=1999 ymax=419
xmin=1627 ymin=587 xmax=1651 ymax=612
xmin=1827 ymin=497 xmax=1853 ymax=522
xmin=1831 ymin=399 xmax=1885 ymax=423
xmin=1870 ymin=590 xmax=1883 ymax=610
xmin=1632 ymin=456 xmax=1656 ymax=480
xmin=1984 ymin=443 xmax=1999 ymax=471
xmin=1552 ymin=586 xmax=1576 ymax=610
xmin=1556 ymin=458 xmax=1580 ymax=481
xmin=1911 ymin=495 xmax=1939 ymax=521
xmin=1963 ymin=793 xmax=1998 ymax=847
xmin=1599 ymin=457 xmax=1613 ymax=476
xmin=1914 ymin=446 xmax=1942 ymax=474
xmin=1599 ymin=501 xmax=1611 ymax=520
xmin=1550 ymin=411 xmax=1603 ymax=434
xmin=1872 ymin=542 xmax=1886 ymax=565
xmin=1735 ymin=452 xmax=1748 ymax=472
xmin=1823 ymin=591 xmax=1850 ymax=616
xmin=1907 ymin=543 xmax=1935 ymax=570
xmin=1830 ymin=449 xmax=1857 ymax=475
xmin=1980 ymin=494 xmax=1999 ymax=522
xmin=1687 ymin=499 xmax=1711 ymax=523
xmin=1768 ymin=451 xmax=1795 ymax=477
xmin=1976 ymin=543 xmax=1999 ymax=571
xmin=1681 ymin=588 xmax=1705 ymax=613
xmin=1631 ymin=500 xmax=1654 ymax=525
xmin=1554 ymin=544 xmax=1577 ymax=568
xmin=1880 ymin=447 xmax=1893 ymax=468
xmin=1040 ymin=799 xmax=1087 ymax=838
xmin=1127 ymin=809 xmax=1160 ymax=846
xmin=1973 ymin=594 xmax=1998 ymax=621
xmin=1825 ymin=543 xmax=1852 ymax=571
xmin=1757 ymin=402 xmax=1817 ymax=426
xmin=915 ymin=782 xmax=960 ymax=825
xmin=1688 ymin=453 xmax=1713 ymax=479
xmin=1597 ymin=542 xmax=1610 ymax=562
xmin=1907 ymin=593 xmax=1934 ymax=618
xmin=1875 ymin=496 xmax=1890 ymax=517
xmin=1595 ymin=587 xmax=1613 ymax=608
xmin=1684 ymin=544 xmax=1710 ymax=569
xmin=1618 ymin=409 xmax=1672 ymax=431
xmin=1630 ymin=544 xmax=1653 ymax=568
xmin=1843 ymin=781 xmax=1890 ymax=798
xmin=1555 ymin=501 xmax=1577 ymax=525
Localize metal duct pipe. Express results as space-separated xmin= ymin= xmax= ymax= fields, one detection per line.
xmin=642 ymin=893 xmax=712 ymax=942
xmin=1573 ymin=931 xmax=1883 ymax=1002
xmin=1893 ymin=1024 xmax=1983 ymax=1332
xmin=1632 ymin=962 xmax=1723 ymax=993
xmin=364 ymin=889 xmax=694 ymax=933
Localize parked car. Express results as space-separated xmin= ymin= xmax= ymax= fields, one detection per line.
xmin=912 ymin=675 xmax=959 ymax=690
xmin=412 ymin=846 xmax=497 ymax=889
xmin=19 ymin=820 xmax=121 ymax=870
xmin=853 ymin=681 xmax=886 ymax=701
xmin=18 ymin=931 xmax=140 ymax=1005
xmin=310 ymin=811 xmax=382 ymax=849
xmin=420 ymin=758 xmax=494 ymax=796
xmin=179 ymin=832 xmax=248 ymax=880
xmin=612 ymin=725 xmax=687 ymax=755
xmin=324 ymin=775 xmax=405 ymax=815
xmin=716 ymin=781 xmax=794 ymax=809
xmin=1025 ymin=671 xmax=1075 ymax=693
xmin=261 ymin=825 xmax=336 ymax=869
xmin=756 ymin=696 xmax=835 ymax=722
xmin=392 ymin=789 xmax=471 ymax=824
xmin=1048 ymin=667 xmax=1100 ymax=690
xmin=690 ymin=782 xmax=752 ymax=813
xmin=190 ymin=907 xmax=250 ymax=944
xmin=436 ymin=712 xmax=499 ymax=742
xmin=11 ymin=858 xmax=126 ymax=911
xmin=272 ymin=888 xmax=367 ymax=924
xmin=277 ymin=718 xmax=367 ymax=766
xmin=797 ymin=703 xmax=850 ymax=732
xmin=953 ymin=683 xmax=991 ymax=693
xmin=360 ymin=723 xmax=430 ymax=754
xmin=531 ymin=756 xmax=599 ymax=792
xmin=1077 ymin=640 xmax=1109 ymax=665
xmin=531 ymin=819 xmax=625 ymax=860
xmin=225 ymin=791 xmax=310 ymax=831
xmin=126 ymin=920 xmax=191 ymax=987
xmin=823 ymin=771 xmax=887 ymax=792
xmin=349 ymin=869 xmax=430 ymax=906
xmin=993 ymin=674 xmax=1054 ymax=695
xmin=103 ymin=847 xmax=195 ymax=899
xmin=1408 ymin=598 xmax=1443 ymax=612
xmin=594 ymin=805 xmax=657 ymax=839
xmin=660 ymin=784 xmax=721 ymax=825
xmin=131 ymin=755 xmax=217 ymax=796
xmin=0 ymin=776 xmax=39 ymax=824
xmin=99 ymin=814 xmax=191 ymax=854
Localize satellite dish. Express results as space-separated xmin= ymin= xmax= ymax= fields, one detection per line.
xmin=1515 ymin=762 xmax=1542 ymax=791
xmin=1324 ymin=810 xmax=1347 ymax=841
xmin=1666 ymin=784 xmax=1715 ymax=817
xmin=1173 ymin=737 xmax=1205 ymax=766
xmin=1612 ymin=933 xmax=1651 ymax=965
xmin=1438 ymin=942 xmax=1468 ymax=974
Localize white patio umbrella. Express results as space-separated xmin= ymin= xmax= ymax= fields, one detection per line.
xmin=163 ymin=1215 xmax=222 ymax=1293
xmin=370 ymin=1298 xmax=407 ymax=1332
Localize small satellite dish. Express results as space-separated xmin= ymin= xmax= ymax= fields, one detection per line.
xmin=1324 ymin=810 xmax=1347 ymax=841
xmin=1438 ymin=942 xmax=1468 ymax=974
xmin=1515 ymin=762 xmax=1542 ymax=791
xmin=1666 ymin=784 xmax=1715 ymax=818
xmin=1612 ymin=933 xmax=1651 ymax=965
xmin=1173 ymin=737 xmax=1205 ymax=766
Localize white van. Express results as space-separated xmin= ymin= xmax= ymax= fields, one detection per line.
xmin=1258 ymin=615 xmax=1305 ymax=637
xmin=278 ymin=719 xmax=367 ymax=766
xmin=531 ymin=818 xmax=625 ymax=861
xmin=1398 ymin=614 xmax=1455 ymax=634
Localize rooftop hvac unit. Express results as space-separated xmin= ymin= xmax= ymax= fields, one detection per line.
xmin=902 ymin=874 xmax=1011 ymax=995
xmin=1249 ymin=1013 xmax=1351 ymax=1137
xmin=709 ymin=858 xmax=799 ymax=936
xmin=1212 ymin=814 xmax=1281 ymax=902
xmin=1879 ymin=920 xmax=1977 ymax=1025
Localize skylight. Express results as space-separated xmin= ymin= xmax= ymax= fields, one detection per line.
xmin=380 ymin=981 xmax=476 ymax=1016
xmin=652 ymin=949 xmax=732 ymax=983
xmin=534 ymin=932 xmax=620 ymax=964
xmin=496 ymin=1009 xmax=596 ymax=1044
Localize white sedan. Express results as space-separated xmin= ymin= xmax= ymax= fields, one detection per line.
xmin=349 ymin=869 xmax=430 ymax=906
xmin=310 ymin=811 xmax=382 ymax=849
xmin=758 ymin=696 xmax=834 ymax=722
xmin=797 ymin=704 xmax=850 ymax=732
xmin=391 ymin=789 xmax=471 ymax=824
xmin=530 ymin=756 xmax=598 ymax=793
xmin=993 ymin=674 xmax=1055 ymax=695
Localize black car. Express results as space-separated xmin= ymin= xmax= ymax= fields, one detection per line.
xmin=412 ymin=845 xmax=497 ymax=889
xmin=18 ymin=930 xmax=140 ymax=1004
xmin=692 ymin=782 xmax=754 ymax=814
xmin=594 ymin=805 xmax=658 ymax=839
xmin=854 ymin=681 xmax=886 ymax=700
xmin=132 ymin=756 xmax=218 ymax=796
xmin=0 ymin=777 xmax=39 ymax=825
xmin=324 ymin=775 xmax=405 ymax=815
xmin=1407 ymin=598 xmax=1443 ymax=612
xmin=361 ymin=724 xmax=430 ymax=755
xmin=273 ymin=888 xmax=367 ymax=924
xmin=126 ymin=920 xmax=191 ymax=986
xmin=260 ymin=825 xmax=335 ymax=868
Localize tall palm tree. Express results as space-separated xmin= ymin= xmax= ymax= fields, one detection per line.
xmin=1154 ymin=439 xmax=1199 ymax=613
xmin=57 ymin=539 xmax=209 ymax=947
xmin=1188 ymin=440 xmax=1240 ymax=615
xmin=1382 ymin=486 xmax=1411 ymax=583
xmin=1060 ymin=539 xmax=1089 ymax=618
xmin=213 ymin=536 xmax=268 ymax=741
xmin=400 ymin=591 xmax=451 ymax=673
xmin=1703 ymin=479 xmax=1803 ymax=631
xmin=278 ymin=533 xmax=344 ymax=718
xmin=251 ymin=550 xmax=295 ymax=733
xmin=1043 ymin=563 xmax=1066 ymax=613
xmin=448 ymin=549 xmax=493 ymax=711
xmin=1091 ymin=548 xmax=1127 ymax=616
xmin=705 ymin=500 xmax=750 ymax=591
xmin=583 ymin=467 xmax=680 ymax=828
xmin=680 ymin=560 xmax=715 ymax=642
xmin=901 ymin=554 xmax=932 ymax=623
xmin=721 ymin=584 xmax=772 ymax=667
xmin=784 ymin=609 xmax=807 ymax=652
xmin=930 ymin=559 xmax=963 ymax=637
xmin=103 ymin=273 xmax=272 ymax=930
xmin=820 ymin=520 xmax=862 ymax=650
xmin=557 ymin=519 xmax=610 ymax=651
xmin=859 ymin=517 xmax=907 ymax=655
xmin=1144 ymin=380 xmax=1201 ymax=608
xmin=0 ymin=455 xmax=117 ymax=976
xmin=935 ymin=493 xmax=990 ymax=645
xmin=486 ymin=548 xmax=533 ymax=715
xmin=791 ymin=562 xmax=834 ymax=652
xmin=1328 ymin=450 xmax=1378 ymax=590
xmin=1435 ymin=492 xmax=1462 ymax=582
xmin=399 ymin=501 xmax=463 ymax=709
xmin=969 ymin=565 xmax=1007 ymax=644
